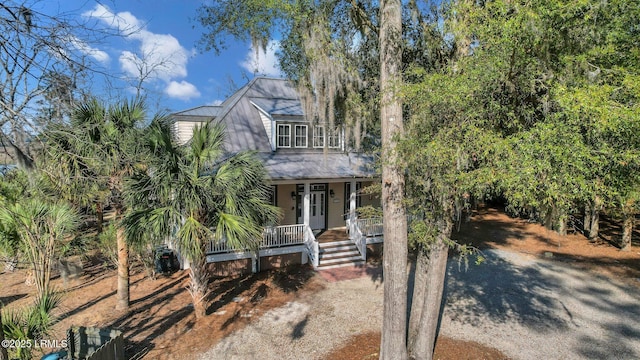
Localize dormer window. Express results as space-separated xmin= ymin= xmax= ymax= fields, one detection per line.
xmin=294 ymin=125 xmax=308 ymax=148
xmin=328 ymin=127 xmax=342 ymax=148
xmin=313 ymin=125 xmax=342 ymax=149
xmin=313 ymin=125 xmax=325 ymax=148
xmin=277 ymin=124 xmax=291 ymax=148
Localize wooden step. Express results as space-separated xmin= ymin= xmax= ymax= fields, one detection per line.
xmin=317 ymin=256 xmax=366 ymax=270
xmin=319 ymin=249 xmax=360 ymax=260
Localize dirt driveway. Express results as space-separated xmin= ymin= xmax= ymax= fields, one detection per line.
xmin=198 ymin=248 xmax=640 ymax=359
xmin=442 ymin=248 xmax=640 ymax=359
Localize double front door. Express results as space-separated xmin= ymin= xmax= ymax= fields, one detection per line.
xmin=297 ymin=184 xmax=326 ymax=230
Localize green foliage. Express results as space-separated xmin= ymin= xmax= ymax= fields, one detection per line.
xmin=0 ymin=197 xmax=79 ymax=295
xmin=96 ymin=223 xmax=118 ymax=269
xmin=124 ymin=119 xmax=280 ymax=263
xmin=2 ymin=287 xmax=63 ymax=360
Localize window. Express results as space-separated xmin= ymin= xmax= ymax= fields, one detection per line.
xmin=313 ymin=126 xmax=324 ymax=148
xmin=277 ymin=124 xmax=291 ymax=148
xmin=294 ymin=125 xmax=308 ymax=148
xmin=328 ymin=127 xmax=342 ymax=148
xmin=313 ymin=125 xmax=341 ymax=148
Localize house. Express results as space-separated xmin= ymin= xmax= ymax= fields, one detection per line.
xmin=172 ymin=77 xmax=383 ymax=274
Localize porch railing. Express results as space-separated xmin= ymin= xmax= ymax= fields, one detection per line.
xmin=349 ymin=217 xmax=367 ymax=260
xmin=207 ymin=224 xmax=308 ymax=254
xmin=304 ymin=226 xmax=319 ymax=269
xmin=262 ymin=224 xmax=305 ymax=248
xmin=355 ymin=217 xmax=383 ymax=237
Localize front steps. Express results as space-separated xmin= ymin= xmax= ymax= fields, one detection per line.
xmin=317 ymin=239 xmax=365 ymax=270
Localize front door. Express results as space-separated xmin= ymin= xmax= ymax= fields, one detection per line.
xmin=309 ymin=190 xmax=325 ymax=230
xmin=297 ymin=184 xmax=326 ymax=230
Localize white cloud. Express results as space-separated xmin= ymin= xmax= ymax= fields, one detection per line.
xmin=66 ymin=35 xmax=110 ymax=64
xmin=82 ymin=4 xmax=143 ymax=34
xmin=241 ymin=40 xmax=282 ymax=77
xmin=165 ymin=81 xmax=201 ymax=101
xmin=83 ymin=4 xmax=196 ymax=101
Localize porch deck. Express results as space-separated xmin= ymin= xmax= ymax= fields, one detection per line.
xmin=203 ymin=218 xmax=384 ymax=272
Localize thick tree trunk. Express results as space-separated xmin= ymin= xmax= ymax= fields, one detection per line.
xmin=557 ymin=212 xmax=567 ymax=236
xmin=409 ymin=218 xmax=452 ymax=360
xmin=379 ymin=0 xmax=407 ymax=359
xmin=188 ymin=258 xmax=209 ymax=319
xmin=588 ymin=195 xmax=603 ymax=241
xmin=583 ymin=203 xmax=591 ymax=237
xmin=621 ymin=211 xmax=634 ymax=252
xmin=407 ymin=248 xmax=429 ymax=351
xmin=116 ymin=222 xmax=129 ymax=311
xmin=0 ymin=303 xmax=8 ymax=360
xmin=588 ymin=209 xmax=600 ymax=241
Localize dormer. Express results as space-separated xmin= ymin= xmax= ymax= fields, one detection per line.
xmin=250 ymin=98 xmax=344 ymax=152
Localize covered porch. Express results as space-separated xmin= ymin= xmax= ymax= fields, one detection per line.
xmin=205 ymin=152 xmax=382 ymax=272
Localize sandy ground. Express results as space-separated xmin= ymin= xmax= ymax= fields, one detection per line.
xmin=198 ymin=248 xmax=640 ymax=360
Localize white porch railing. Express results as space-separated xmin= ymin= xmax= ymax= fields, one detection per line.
xmin=207 ymin=224 xmax=310 ymax=254
xmin=207 ymin=237 xmax=239 ymax=254
xmin=356 ymin=217 xmax=384 ymax=237
xmin=304 ymin=226 xmax=319 ymax=269
xmin=262 ymin=224 xmax=305 ymax=248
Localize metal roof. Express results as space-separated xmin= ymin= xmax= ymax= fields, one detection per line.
xmin=250 ymin=98 xmax=304 ymax=116
xmin=174 ymin=105 xmax=221 ymax=117
xmin=172 ymin=77 xmax=377 ymax=181
xmin=258 ymin=152 xmax=376 ymax=180
xmin=213 ymin=77 xmax=302 ymax=153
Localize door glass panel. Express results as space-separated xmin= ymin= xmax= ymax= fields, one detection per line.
xmin=320 ymin=193 xmax=325 ymax=216
xmin=312 ymin=193 xmax=316 ymax=216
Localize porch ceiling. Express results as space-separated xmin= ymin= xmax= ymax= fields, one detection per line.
xmin=259 ymin=152 xmax=376 ymax=180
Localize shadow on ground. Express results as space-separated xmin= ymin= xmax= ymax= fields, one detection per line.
xmin=444 ymin=249 xmax=640 ymax=358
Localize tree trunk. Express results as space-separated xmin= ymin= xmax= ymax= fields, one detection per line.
xmin=116 ymin=222 xmax=129 ymax=311
xmin=588 ymin=197 xmax=602 ymax=241
xmin=583 ymin=203 xmax=591 ymax=237
xmin=96 ymin=202 xmax=103 ymax=234
xmin=407 ymin=248 xmax=429 ymax=353
xmin=409 ymin=218 xmax=452 ymax=360
xmin=557 ymin=211 xmax=567 ymax=236
xmin=188 ymin=258 xmax=209 ymax=319
xmin=0 ymin=303 xmax=8 ymax=360
xmin=621 ymin=211 xmax=633 ymax=252
xmin=379 ymin=0 xmax=407 ymax=359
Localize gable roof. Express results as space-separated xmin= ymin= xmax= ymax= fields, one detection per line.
xmin=212 ymin=77 xmax=301 ymax=153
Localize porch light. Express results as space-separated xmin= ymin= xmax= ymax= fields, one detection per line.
xmin=330 ymin=189 xmax=335 ymax=198
xmin=291 ymin=191 xmax=296 ymax=200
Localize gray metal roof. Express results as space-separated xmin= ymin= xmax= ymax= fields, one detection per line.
xmin=250 ymin=98 xmax=304 ymax=116
xmin=174 ymin=105 xmax=221 ymax=117
xmin=213 ymin=77 xmax=302 ymax=153
xmin=172 ymin=77 xmax=377 ymax=181
xmin=259 ymin=152 xmax=376 ymax=180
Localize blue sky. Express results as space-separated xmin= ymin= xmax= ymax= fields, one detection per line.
xmin=40 ymin=1 xmax=283 ymax=113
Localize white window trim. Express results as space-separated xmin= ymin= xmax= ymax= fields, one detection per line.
xmin=294 ymin=124 xmax=308 ymax=148
xmin=327 ymin=127 xmax=342 ymax=149
xmin=313 ymin=125 xmax=325 ymax=148
xmin=277 ymin=124 xmax=291 ymax=148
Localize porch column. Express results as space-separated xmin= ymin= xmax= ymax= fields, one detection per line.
xmin=349 ymin=180 xmax=357 ymax=220
xmin=303 ymin=182 xmax=310 ymax=227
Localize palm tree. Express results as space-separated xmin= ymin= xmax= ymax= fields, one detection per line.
xmin=0 ymin=198 xmax=79 ymax=297
xmin=125 ymin=119 xmax=279 ymax=318
xmin=41 ymin=98 xmax=146 ymax=310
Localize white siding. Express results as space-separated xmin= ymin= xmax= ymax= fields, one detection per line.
xmin=173 ymin=121 xmax=203 ymax=145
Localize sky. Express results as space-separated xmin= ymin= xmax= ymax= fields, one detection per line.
xmin=40 ymin=0 xmax=284 ymax=113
